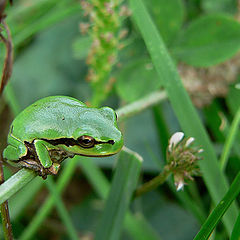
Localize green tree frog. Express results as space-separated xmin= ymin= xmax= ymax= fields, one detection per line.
xmin=3 ymin=96 xmax=123 ymax=179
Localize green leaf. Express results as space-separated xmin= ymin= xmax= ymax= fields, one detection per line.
xmin=144 ymin=0 xmax=185 ymax=45
xmin=116 ymin=58 xmax=161 ymax=103
xmin=172 ymin=14 xmax=240 ymax=66
xmin=129 ymin=0 xmax=238 ymax=235
xmin=201 ymin=0 xmax=237 ymax=14
xmin=95 ymin=147 xmax=142 ymax=240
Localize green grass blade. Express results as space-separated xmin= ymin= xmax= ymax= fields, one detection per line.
xmin=129 ymin=0 xmax=238 ymax=234
xmin=231 ymin=212 xmax=240 ymax=240
xmin=45 ymin=177 xmax=79 ymax=240
xmin=220 ymin=106 xmax=240 ymax=171
xmin=194 ymin=171 xmax=240 ymax=240
xmin=95 ymin=147 xmax=142 ymax=240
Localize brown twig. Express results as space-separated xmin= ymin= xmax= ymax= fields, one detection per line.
xmin=0 ymin=19 xmax=13 ymax=96
xmin=0 ymin=0 xmax=7 ymax=19
xmin=0 ymin=2 xmax=14 ymax=239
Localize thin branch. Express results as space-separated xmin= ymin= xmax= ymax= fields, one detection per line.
xmin=0 ymin=20 xmax=13 ymax=96
xmin=0 ymin=168 xmax=36 ymax=205
xmin=116 ymin=90 xmax=167 ymax=121
xmin=134 ymin=166 xmax=171 ymax=198
xmin=0 ymin=4 xmax=14 ymax=239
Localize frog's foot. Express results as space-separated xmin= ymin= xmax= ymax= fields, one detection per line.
xmin=18 ymin=160 xmax=45 ymax=178
xmin=46 ymin=163 xmax=61 ymax=175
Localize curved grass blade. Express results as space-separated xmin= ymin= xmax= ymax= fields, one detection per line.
xmin=95 ymin=147 xmax=142 ymax=240
xmin=231 ymin=211 xmax=240 ymax=240
xmin=220 ymin=106 xmax=240 ymax=171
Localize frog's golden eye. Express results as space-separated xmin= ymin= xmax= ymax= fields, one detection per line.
xmin=78 ymin=135 xmax=95 ymax=148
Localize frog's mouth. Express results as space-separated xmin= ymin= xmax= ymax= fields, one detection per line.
xmin=75 ymin=152 xmax=116 ymax=157
xmin=41 ymin=137 xmax=115 ymax=148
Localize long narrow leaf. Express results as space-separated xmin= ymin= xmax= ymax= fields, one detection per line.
xmin=129 ymin=0 xmax=238 ymax=234
xmin=95 ymin=147 xmax=142 ymax=240
xmin=220 ymin=106 xmax=240 ymax=170
xmin=231 ymin=212 xmax=240 ymax=240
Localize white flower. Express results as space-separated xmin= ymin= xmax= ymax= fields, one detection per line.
xmin=175 ymin=180 xmax=185 ymax=191
xmin=198 ymin=149 xmax=204 ymax=153
xmin=169 ymin=132 xmax=184 ymax=151
xmin=185 ymin=137 xmax=195 ymax=147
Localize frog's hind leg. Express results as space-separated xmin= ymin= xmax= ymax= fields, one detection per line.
xmin=5 ymin=132 xmax=28 ymax=159
xmin=3 ymin=145 xmax=20 ymax=161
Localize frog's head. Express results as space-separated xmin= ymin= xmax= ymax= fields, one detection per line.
xmin=62 ymin=107 xmax=123 ymax=157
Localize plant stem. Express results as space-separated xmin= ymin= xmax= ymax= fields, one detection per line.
xmin=116 ymin=90 xmax=167 ymax=122
xmin=0 ymin=159 xmax=13 ymax=240
xmin=134 ymin=166 xmax=171 ymax=198
xmin=0 ymin=168 xmax=36 ymax=205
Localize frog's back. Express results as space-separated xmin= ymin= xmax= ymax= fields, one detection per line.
xmin=11 ymin=96 xmax=87 ymax=141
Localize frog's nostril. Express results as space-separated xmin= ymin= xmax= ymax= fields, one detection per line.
xmin=108 ymin=140 xmax=115 ymax=145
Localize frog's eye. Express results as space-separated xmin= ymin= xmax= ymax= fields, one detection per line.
xmin=78 ymin=135 xmax=95 ymax=148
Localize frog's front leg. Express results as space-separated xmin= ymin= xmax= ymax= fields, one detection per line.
xmin=34 ymin=139 xmax=53 ymax=168
xmin=33 ymin=140 xmax=61 ymax=178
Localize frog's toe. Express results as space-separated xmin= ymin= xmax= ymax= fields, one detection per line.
xmin=47 ymin=163 xmax=60 ymax=175
xmin=3 ymin=145 xmax=20 ymax=160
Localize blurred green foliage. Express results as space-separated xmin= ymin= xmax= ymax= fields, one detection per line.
xmin=1 ymin=0 xmax=240 ymax=239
